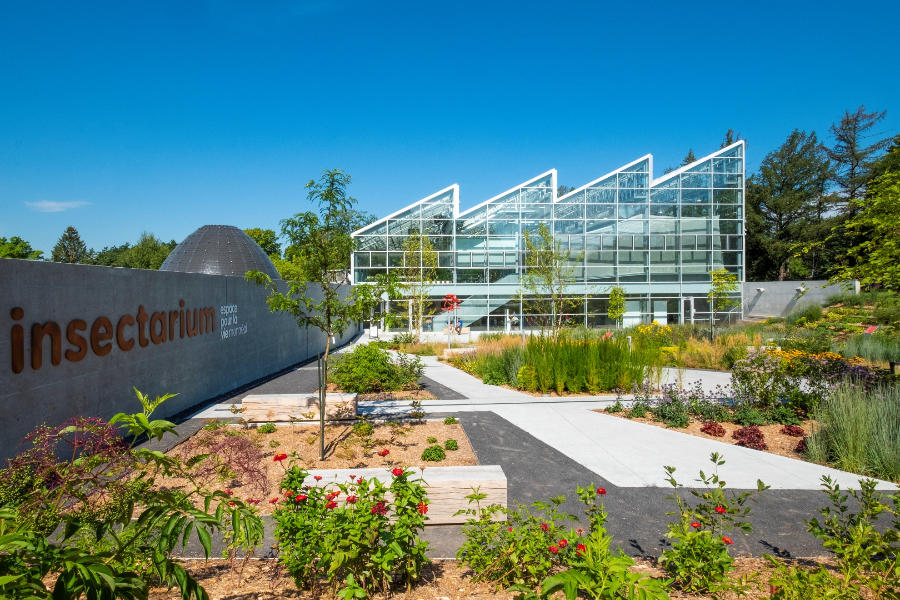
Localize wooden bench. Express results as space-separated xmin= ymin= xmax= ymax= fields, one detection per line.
xmin=303 ymin=465 xmax=507 ymax=524
xmin=241 ymin=393 xmax=357 ymax=422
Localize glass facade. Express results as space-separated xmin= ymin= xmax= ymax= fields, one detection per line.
xmin=351 ymin=143 xmax=745 ymax=330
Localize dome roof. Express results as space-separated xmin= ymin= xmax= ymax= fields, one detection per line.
xmin=160 ymin=225 xmax=281 ymax=280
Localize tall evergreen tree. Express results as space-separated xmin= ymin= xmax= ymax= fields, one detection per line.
xmin=824 ymin=105 xmax=890 ymax=215
xmin=51 ymin=226 xmax=91 ymax=264
xmin=681 ymin=149 xmax=697 ymax=166
xmin=745 ymin=130 xmax=832 ymax=281
xmin=720 ymin=129 xmax=742 ymax=148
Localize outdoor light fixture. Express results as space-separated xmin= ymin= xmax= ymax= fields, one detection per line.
xmin=795 ymin=287 xmax=804 ymax=293
xmin=756 ymin=288 xmax=765 ymax=293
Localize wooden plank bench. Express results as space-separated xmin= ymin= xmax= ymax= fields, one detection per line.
xmin=241 ymin=393 xmax=357 ymax=422
xmin=302 ymin=465 xmax=507 ymax=524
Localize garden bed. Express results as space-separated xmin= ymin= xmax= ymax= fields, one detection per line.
xmin=154 ymin=420 xmax=477 ymax=513
xmin=147 ymin=556 xmax=837 ymax=600
xmin=596 ymin=411 xmax=809 ymax=459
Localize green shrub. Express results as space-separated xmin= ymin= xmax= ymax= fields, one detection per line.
xmin=421 ymin=445 xmax=446 ymax=462
xmin=443 ymin=416 xmax=458 ymax=425
xmin=274 ymin=465 xmax=429 ymax=596
xmin=604 ymin=401 xmax=624 ymax=414
xmin=258 ymin=422 xmax=277 ymax=434
xmin=766 ymin=404 xmax=801 ymax=426
xmin=652 ymin=398 xmax=690 ymax=428
xmin=352 ymin=421 xmax=375 ymax=437
xmin=392 ymin=332 xmax=418 ymax=345
xmin=731 ymin=404 xmax=766 ymax=427
xmin=444 ymin=439 xmax=458 ymax=451
xmin=787 ymin=302 xmax=824 ymax=325
xmin=329 ymin=344 xmax=425 ymax=393
xmin=426 ymin=436 xmax=437 ymax=444
xmin=689 ymin=398 xmax=730 ymax=423
xmin=269 ymin=439 xmax=281 ymax=448
xmin=836 ymin=333 xmax=900 ymax=363
xmin=628 ymin=399 xmax=651 ymax=419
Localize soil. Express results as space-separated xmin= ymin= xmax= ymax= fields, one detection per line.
xmin=324 ymin=383 xmax=437 ymax=401
xmin=153 ymin=421 xmax=477 ymax=512
xmin=148 ymin=556 xmax=838 ymax=600
xmin=597 ymin=411 xmax=809 ymax=459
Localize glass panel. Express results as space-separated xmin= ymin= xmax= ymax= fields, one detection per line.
xmin=723 ymin=251 xmax=742 ymax=265
xmin=650 ymin=251 xmax=679 ymax=265
xmin=589 ymin=175 xmax=617 ymax=189
xmin=370 ymin=252 xmax=387 ymax=267
xmin=356 ymin=236 xmax=386 ymax=251
xmin=713 ymin=174 xmax=743 ymax=188
xmin=456 ymin=218 xmax=486 ymax=235
xmin=718 ymin=220 xmax=742 ymax=234
xmin=355 ymin=253 xmax=370 ymax=267
xmin=559 ymin=189 xmax=585 ymax=203
xmin=618 ymin=220 xmax=648 ymax=234
xmin=714 ymin=189 xmax=742 ymax=204
xmin=388 ymin=236 xmax=407 ymax=250
xmin=729 ymin=236 xmax=743 ymax=250
xmin=439 ymin=252 xmax=454 ymax=268
xmin=650 ymin=235 xmax=665 ymax=250
xmin=389 ymin=219 xmax=420 ymax=235
xmin=618 ymin=235 xmax=633 ymax=250
xmin=681 ymin=219 xmax=708 ymax=234
xmin=422 ymin=219 xmax=453 ymax=235
xmin=697 ymin=235 xmax=712 ymax=250
xmin=683 ymin=251 xmax=710 ymax=264
xmin=554 ymin=203 xmax=584 ymax=219
xmin=489 ymin=252 xmax=504 ymax=266
xmin=618 ymin=268 xmax=648 ymax=282
xmin=618 ymin=188 xmax=648 ymax=202
xmin=719 ymin=145 xmax=743 ymax=157
xmin=488 ymin=220 xmax=519 ymax=235
xmin=586 ymin=220 xmax=616 ymax=234
xmin=682 ymin=189 xmax=711 ymax=204
xmin=681 ymin=205 xmax=710 ymax=218
xmin=526 ymin=174 xmax=553 ymax=188
xmin=713 ymin=157 xmax=743 ymax=174
xmin=681 ymin=235 xmax=696 ymax=250
xmin=520 ymin=220 xmax=545 ymax=235
xmin=457 ymin=269 xmax=486 ymax=283
xmin=618 ymin=172 xmax=649 ymax=188
xmin=486 ymin=203 xmax=519 ymax=221
xmin=602 ymin=236 xmax=616 ymax=250
xmin=650 ymin=205 xmax=678 ymax=218
xmin=555 ymin=220 xmax=584 ymax=234
xmin=584 ymin=236 xmax=601 ymax=250
xmin=681 ymin=172 xmax=711 ymax=188
xmin=505 ymin=252 xmax=518 ymax=266
xmin=355 ymin=220 xmax=387 ymax=235
xmin=666 ymin=235 xmax=680 ymax=250
xmin=715 ymin=205 xmax=743 ymax=219
xmin=650 ymin=188 xmax=678 ymax=203
xmin=428 ymin=236 xmax=452 ymax=251
xmin=489 ymin=269 xmax=518 ymax=284
xmin=618 ymin=204 xmax=648 ymax=219
xmin=585 ymin=187 xmax=616 ymax=203
xmin=521 ymin=204 xmax=551 ymax=219
xmin=586 ymin=267 xmax=616 ymax=282
xmin=650 ymin=220 xmax=678 ymax=234
xmin=388 ymin=252 xmax=404 ymax=267
xmin=686 ymin=160 xmax=711 ymax=173
xmin=633 ymin=235 xmax=648 ymax=250
xmin=456 ymin=252 xmax=471 ymax=267
xmin=472 ymin=252 xmax=486 ymax=267
xmin=522 ymin=187 xmax=551 ymax=203
xmin=456 ymin=236 xmax=486 ymax=251
xmin=586 ymin=204 xmax=615 ymax=219
xmin=623 ymin=158 xmax=649 ymax=173
xmin=421 ymin=203 xmax=453 ymax=220
xmin=487 ymin=237 xmax=518 ymax=249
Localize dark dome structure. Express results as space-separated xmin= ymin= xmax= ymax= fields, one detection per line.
xmin=160 ymin=225 xmax=281 ymax=279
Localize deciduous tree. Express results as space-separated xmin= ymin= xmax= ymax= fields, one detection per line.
xmin=0 ymin=236 xmax=43 ymax=260
xmin=520 ymin=222 xmax=584 ymax=333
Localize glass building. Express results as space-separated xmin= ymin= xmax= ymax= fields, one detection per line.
xmin=351 ymin=142 xmax=745 ymax=331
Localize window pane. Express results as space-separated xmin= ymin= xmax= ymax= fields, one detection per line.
xmin=456 ymin=218 xmax=486 ymax=235
xmin=719 ymin=145 xmax=743 ymax=157
xmin=355 ymin=253 xmax=370 ymax=267
xmin=713 ymin=174 xmax=743 ymax=188
xmin=522 ymin=187 xmax=551 ymax=203
xmin=713 ymin=157 xmax=743 ymax=174
xmin=618 ymin=219 xmax=648 ymax=234
xmin=618 ymin=204 xmax=648 ymax=219
xmin=457 ymin=269 xmax=485 ymax=283
xmin=585 ymin=188 xmax=616 ymax=203
xmin=555 ymin=220 xmax=584 ymax=234
xmin=356 ymin=220 xmax=387 ymax=235
xmin=681 ymin=173 xmax=711 ymax=188
xmin=371 ymin=252 xmax=387 ymax=267
xmin=714 ymin=205 xmax=743 ymax=219
xmin=586 ymin=204 xmax=615 ymax=219
xmin=456 ymin=252 xmax=471 ymax=267
xmin=472 ymin=252 xmax=486 ymax=267
xmin=521 ymin=204 xmax=551 ymax=219
xmin=586 ymin=219 xmax=616 ymax=234
xmin=681 ymin=189 xmax=711 ymax=204
xmin=488 ymin=220 xmax=519 ymax=235
xmin=681 ymin=205 xmax=710 ymax=218
xmin=718 ymin=220 xmax=742 ymax=234
xmin=423 ymin=219 xmax=453 ymax=235
xmin=618 ymin=188 xmax=649 ymax=202
xmin=618 ymin=172 xmax=649 ymax=188
xmin=624 ymin=158 xmax=649 ymax=172
xmin=559 ymin=189 xmax=585 ymax=203
xmin=389 ymin=219 xmax=420 ymax=235
xmin=681 ymin=219 xmax=708 ymax=234
xmin=554 ymin=203 xmax=584 ymax=219
xmin=686 ymin=160 xmax=711 ymax=173
xmin=457 ymin=236 xmax=486 ymax=251
xmin=421 ymin=202 xmax=453 ymax=220
xmin=388 ymin=252 xmax=403 ymax=267
xmin=487 ymin=237 xmax=518 ymax=250
xmin=714 ymin=189 xmax=742 ymax=204
xmin=439 ymin=252 xmax=454 ymax=268
xmin=586 ymin=267 xmax=616 ymax=282
xmin=356 ymin=236 xmax=386 ymax=251
xmin=650 ymin=205 xmax=678 ymax=218
xmin=650 ymin=188 xmax=679 ymax=203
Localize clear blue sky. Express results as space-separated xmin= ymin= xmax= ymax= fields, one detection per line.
xmin=2 ymin=0 xmax=898 ymax=254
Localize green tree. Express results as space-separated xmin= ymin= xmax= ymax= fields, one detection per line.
xmin=825 ymin=154 xmax=900 ymax=289
xmin=607 ymin=285 xmax=626 ymax=329
xmin=520 ymin=222 xmax=584 ymax=333
xmin=92 ymin=243 xmax=132 ymax=267
xmin=824 ymin=105 xmax=891 ymax=214
xmin=557 ymin=184 xmax=574 ymax=197
xmin=127 ymin=232 xmax=176 ymax=269
xmin=51 ymin=226 xmax=91 ymax=264
xmin=708 ymin=268 xmax=740 ymax=335
xmin=0 ymin=236 xmax=44 ymax=260
xmin=681 ymin=149 xmax=697 ymax=166
xmin=244 ymin=227 xmax=282 ymax=258
xmin=400 ymin=232 xmax=438 ymax=334
xmin=744 ymin=129 xmax=832 ymax=280
xmin=720 ymin=129 xmax=742 ymax=148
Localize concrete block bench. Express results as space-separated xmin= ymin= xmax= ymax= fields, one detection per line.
xmin=302 ymin=465 xmax=507 ymax=524
xmin=241 ymin=393 xmax=357 ymax=422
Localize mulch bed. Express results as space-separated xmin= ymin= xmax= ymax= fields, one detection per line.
xmin=597 ymin=411 xmax=809 ymax=459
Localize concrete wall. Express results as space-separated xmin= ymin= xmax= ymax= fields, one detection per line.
xmin=742 ymin=280 xmax=853 ymax=318
xmin=0 ymin=259 xmax=357 ymax=462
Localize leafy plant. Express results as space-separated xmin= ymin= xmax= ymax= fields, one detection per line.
xmin=732 ymin=426 xmax=767 ymax=450
xmin=273 ymin=464 xmax=429 ymax=596
xmin=443 ymin=416 xmax=458 ymax=425
xmin=731 ymin=404 xmax=766 ymax=427
xmin=0 ymin=388 xmax=264 ymax=600
xmin=426 ymin=436 xmax=438 ymax=444
xmin=660 ymin=453 xmax=768 ymax=594
xmin=258 ymin=422 xmax=277 ymax=434
xmin=700 ymin=422 xmax=725 ymax=437
xmin=766 ymin=404 xmax=801 ymax=426
xmin=329 ymin=344 xmax=425 ymax=393
xmin=781 ymin=424 xmax=805 ymax=437
xmin=269 ymin=439 xmax=281 ymax=448
xmin=604 ymin=401 xmax=624 ymax=414
xmin=421 ymin=445 xmax=446 ymax=462
xmin=352 ymin=421 xmax=375 ymax=437
xmin=651 ymin=395 xmax=690 ymax=428
xmin=444 ymin=439 xmax=458 ymax=451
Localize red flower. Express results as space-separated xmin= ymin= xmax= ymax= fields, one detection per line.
xmin=507 ymin=526 xmax=513 ymax=532
xmin=295 ymin=494 xmax=307 ymax=502
xmin=596 ymin=487 xmax=607 ymax=495
xmin=558 ymin=539 xmax=568 ymax=548
xmin=273 ymin=453 xmax=287 ymax=462
xmin=690 ymin=522 xmax=701 ymax=529
xmin=576 ymin=543 xmax=586 ymax=555
xmin=371 ymin=502 xmax=388 ymax=516
xmin=284 ymin=491 xmax=293 ymax=497
xmin=225 ymin=489 xmax=232 ymax=496
xmin=346 ymin=495 xmax=358 ymax=504
xmin=714 ymin=506 xmax=726 ymax=514
xmin=357 ymin=478 xmax=366 ymax=486
xmin=326 ymin=501 xmax=338 ymax=509
xmin=417 ymin=502 xmax=428 ymax=515
xmin=722 ymin=536 xmax=734 ymax=545
xmin=228 ymin=501 xmax=235 ymax=507
xmin=540 ymin=523 xmax=549 ymax=532
xmin=392 ymin=468 xmax=404 ymax=477
xmin=378 ymin=449 xmax=390 ymax=457
xmin=269 ymin=498 xmax=279 ymax=504
xmin=575 ymin=528 xmax=585 ymax=536
xmin=549 ymin=545 xmax=559 ymax=554
xmin=349 ymin=474 xmax=356 ymax=480
xmin=314 ymin=475 xmax=323 ymax=481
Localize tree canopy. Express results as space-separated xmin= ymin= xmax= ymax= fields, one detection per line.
xmin=0 ymin=236 xmax=44 ymax=260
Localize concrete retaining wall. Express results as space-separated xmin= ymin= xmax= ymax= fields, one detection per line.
xmin=742 ymin=280 xmax=853 ymax=318
xmin=0 ymin=259 xmax=357 ymax=462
